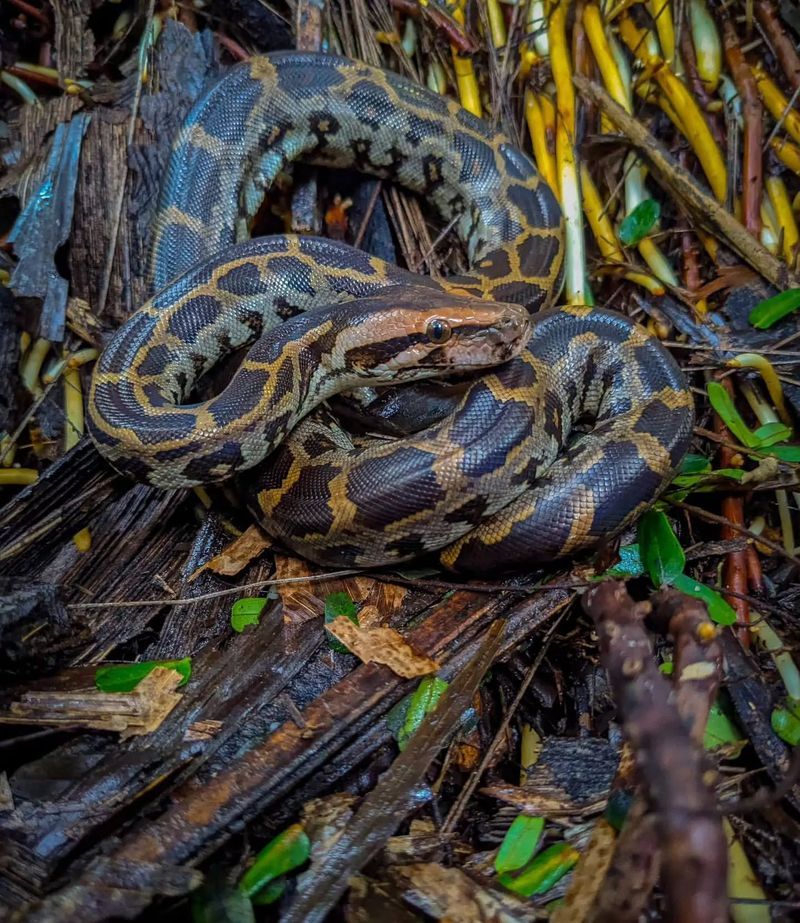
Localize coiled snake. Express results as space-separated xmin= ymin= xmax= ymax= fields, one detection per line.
xmin=87 ymin=52 xmax=694 ymax=572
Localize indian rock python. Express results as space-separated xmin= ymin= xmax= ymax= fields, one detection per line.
xmin=87 ymin=51 xmax=694 ymax=572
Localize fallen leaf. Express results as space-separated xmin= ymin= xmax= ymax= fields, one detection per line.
xmin=389 ymin=863 xmax=538 ymax=922
xmin=326 ymin=616 xmax=439 ymax=678
xmin=189 ymin=525 xmax=271 ymax=581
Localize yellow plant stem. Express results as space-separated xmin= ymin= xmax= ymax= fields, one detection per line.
xmin=486 ymin=0 xmax=507 ymax=48
xmin=765 ymin=176 xmax=800 ymax=268
xmin=524 ymin=89 xmax=558 ymax=194
xmin=20 ymin=337 xmax=50 ymax=397
xmin=770 ymin=137 xmax=800 ymax=176
xmin=752 ymin=64 xmax=800 ymax=146
xmin=730 ymin=355 xmax=791 ymax=425
xmin=583 ymin=3 xmax=629 ymax=112
xmin=647 ymin=0 xmax=675 ymax=66
xmin=63 ymin=358 xmax=91 ymax=551
xmin=450 ymin=1 xmax=481 ymax=116
xmin=688 ymin=0 xmax=722 ymax=92
xmin=0 ymin=468 xmax=37 ymax=486
xmin=549 ymin=0 xmax=587 ymax=304
xmin=620 ymin=15 xmax=727 ymax=201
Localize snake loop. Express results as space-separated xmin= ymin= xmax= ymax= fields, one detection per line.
xmin=87 ymin=51 xmax=694 ymax=572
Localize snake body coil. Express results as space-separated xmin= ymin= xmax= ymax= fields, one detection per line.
xmin=87 ymin=52 xmax=694 ymax=572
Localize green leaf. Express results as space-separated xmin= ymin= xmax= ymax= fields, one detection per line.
xmin=752 ymin=422 xmax=794 ymax=448
xmin=324 ymin=591 xmax=360 ymax=653
xmin=231 ymin=598 xmax=268 ymax=633
xmin=678 ymin=453 xmax=712 ymax=475
xmin=670 ymin=573 xmax=737 ymax=625
xmin=704 ymin=698 xmax=744 ymax=751
xmin=95 ymin=657 xmax=192 ymax=693
xmin=766 ymin=445 xmax=800 ymax=462
xmin=251 ymin=880 xmax=286 ymax=906
xmin=499 ymin=842 xmax=580 ymax=897
xmin=495 ymin=815 xmax=545 ymax=875
xmin=239 ymin=824 xmax=311 ymax=899
xmin=618 ymin=199 xmax=661 ymax=246
xmin=771 ymin=699 xmax=800 ymax=746
xmin=706 ymin=382 xmax=756 ymax=447
xmin=602 ymin=543 xmax=645 ymax=578
xmin=670 ymin=467 xmax=745 ymax=489
xmin=638 ymin=510 xmax=685 ymax=587
xmin=748 ymin=288 xmax=800 ymax=330
xmin=396 ymin=676 xmax=449 ymax=751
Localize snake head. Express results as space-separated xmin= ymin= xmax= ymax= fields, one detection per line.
xmin=340 ymin=290 xmax=532 ymax=381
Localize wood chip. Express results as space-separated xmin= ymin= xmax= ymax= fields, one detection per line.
xmin=188 ymin=524 xmax=271 ymax=580
xmin=326 ymin=616 xmax=439 ymax=678
xmin=1 ymin=667 xmax=183 ymax=738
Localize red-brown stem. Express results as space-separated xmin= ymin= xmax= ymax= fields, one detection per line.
xmin=679 ymin=150 xmax=704 ymax=295
xmin=215 ymin=32 xmax=250 ymax=62
xmin=389 ymin=0 xmax=479 ymax=53
xmin=7 ymin=0 xmax=49 ymax=26
xmin=713 ymin=378 xmax=750 ymax=645
xmin=723 ymin=20 xmax=763 ymax=237
xmin=755 ymin=0 xmax=800 ymax=91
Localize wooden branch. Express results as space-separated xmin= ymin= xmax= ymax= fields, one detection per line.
xmin=583 ymin=581 xmax=728 ymax=923
xmin=573 ymin=74 xmax=800 ymax=290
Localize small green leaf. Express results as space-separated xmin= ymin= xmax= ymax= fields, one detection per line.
xmin=771 ymin=699 xmax=800 ymax=746
xmin=602 ymin=543 xmax=645 ymax=578
xmin=670 ymin=573 xmax=737 ymax=625
xmin=618 ymin=199 xmax=661 ymax=245
xmin=231 ymin=598 xmax=268 ymax=633
xmin=251 ymin=879 xmax=286 ymax=906
xmin=704 ymin=698 xmax=744 ymax=751
xmin=706 ymin=382 xmax=757 ymax=447
xmin=396 ymin=675 xmax=449 ymax=751
xmin=678 ymin=453 xmax=712 ymax=475
xmin=499 ymin=842 xmax=580 ymax=897
xmin=748 ymin=288 xmax=800 ymax=330
xmin=324 ymin=591 xmax=360 ymax=653
xmin=766 ymin=445 xmax=800 ymax=462
xmin=95 ymin=657 xmax=192 ymax=693
xmin=495 ymin=815 xmax=545 ymax=875
xmin=239 ymin=824 xmax=310 ymax=899
xmin=670 ymin=467 xmax=745 ymax=489
xmin=752 ymin=422 xmax=793 ymax=448
xmin=638 ymin=511 xmax=685 ymax=587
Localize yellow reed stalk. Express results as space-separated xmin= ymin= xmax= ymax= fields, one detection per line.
xmin=765 ymin=176 xmax=800 ymax=269
xmin=524 ymin=89 xmax=558 ymax=194
xmin=549 ymin=0 xmax=587 ymax=304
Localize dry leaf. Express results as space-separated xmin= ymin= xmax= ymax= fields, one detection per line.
xmin=389 ymin=863 xmax=538 ymax=922
xmin=326 ymin=616 xmax=439 ymax=678
xmin=1 ymin=667 xmax=183 ymax=738
xmin=188 ymin=524 xmax=271 ymax=580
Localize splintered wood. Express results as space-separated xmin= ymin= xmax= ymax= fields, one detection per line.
xmin=2 ymin=667 xmax=184 ymax=738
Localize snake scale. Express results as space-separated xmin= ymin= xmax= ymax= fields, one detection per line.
xmin=87 ymin=51 xmax=694 ymax=572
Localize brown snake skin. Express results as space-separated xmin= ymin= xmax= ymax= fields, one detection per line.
xmin=87 ymin=51 xmax=694 ymax=572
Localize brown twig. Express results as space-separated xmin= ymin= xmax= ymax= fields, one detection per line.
xmin=583 ymin=581 xmax=728 ymax=923
xmin=723 ymin=21 xmax=763 ymax=236
xmin=755 ymin=0 xmax=800 ymax=91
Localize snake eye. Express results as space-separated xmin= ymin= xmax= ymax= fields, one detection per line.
xmin=426 ymin=318 xmax=451 ymax=344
